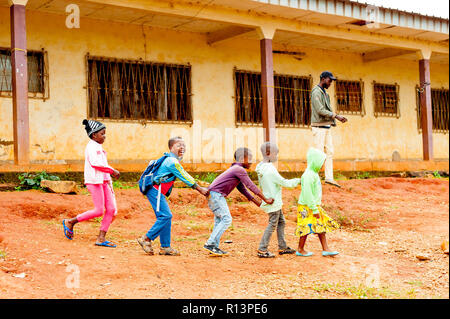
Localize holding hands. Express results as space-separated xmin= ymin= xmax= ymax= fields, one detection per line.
xmin=195 ymin=184 xmax=210 ymax=197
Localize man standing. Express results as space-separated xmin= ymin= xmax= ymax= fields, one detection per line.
xmin=310 ymin=71 xmax=347 ymax=188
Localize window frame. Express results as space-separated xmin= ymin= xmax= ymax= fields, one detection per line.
xmin=85 ymin=54 xmax=193 ymax=125
xmin=415 ymin=85 xmax=449 ymax=134
xmin=334 ymin=79 xmax=365 ymax=116
xmin=0 ymin=47 xmax=49 ymax=101
xmin=373 ymin=81 xmax=400 ymax=118
xmin=233 ymin=68 xmax=313 ymax=128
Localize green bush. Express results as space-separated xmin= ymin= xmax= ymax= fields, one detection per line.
xmin=16 ymin=171 xmax=60 ymax=191
xmin=433 ymin=171 xmax=442 ymax=178
xmin=197 ymin=172 xmax=218 ymax=184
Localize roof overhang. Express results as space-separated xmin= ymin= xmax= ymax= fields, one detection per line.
xmin=0 ymin=0 xmax=448 ymax=64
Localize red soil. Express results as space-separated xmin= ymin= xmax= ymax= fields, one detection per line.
xmin=0 ymin=177 xmax=448 ymax=299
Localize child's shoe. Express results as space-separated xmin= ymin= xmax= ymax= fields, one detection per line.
xmin=279 ymin=247 xmax=296 ymax=255
xmin=203 ymin=244 xmax=223 ymax=256
xmin=322 ymin=251 xmax=339 ymax=257
xmin=137 ymin=236 xmax=154 ymax=255
xmin=296 ymin=251 xmax=313 ymax=257
xmin=217 ymin=248 xmax=229 ymax=256
xmin=257 ymin=250 xmax=275 ymax=258
xmin=159 ymin=247 xmax=181 ymax=256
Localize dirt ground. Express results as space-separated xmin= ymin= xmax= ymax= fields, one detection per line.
xmin=0 ymin=177 xmax=448 ymax=299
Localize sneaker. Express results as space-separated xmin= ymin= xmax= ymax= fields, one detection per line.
xmin=279 ymin=247 xmax=296 ymax=255
xmin=257 ymin=250 xmax=275 ymax=258
xmin=325 ymin=179 xmax=341 ymax=188
xmin=137 ymin=236 xmax=154 ymax=255
xmin=217 ymin=248 xmax=229 ymax=256
xmin=159 ymin=247 xmax=181 ymax=256
xmin=203 ymin=244 xmax=223 ymax=256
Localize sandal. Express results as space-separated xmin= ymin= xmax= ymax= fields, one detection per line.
xmin=159 ymin=247 xmax=180 ymax=256
xmin=137 ymin=236 xmax=154 ymax=255
xmin=257 ymin=250 xmax=275 ymax=258
xmin=95 ymin=240 xmax=116 ymax=248
xmin=279 ymin=247 xmax=296 ymax=255
xmin=62 ymin=220 xmax=73 ymax=240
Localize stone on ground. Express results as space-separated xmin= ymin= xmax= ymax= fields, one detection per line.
xmin=40 ymin=180 xmax=77 ymax=194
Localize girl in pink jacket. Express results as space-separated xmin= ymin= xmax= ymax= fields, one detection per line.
xmin=62 ymin=120 xmax=120 ymax=248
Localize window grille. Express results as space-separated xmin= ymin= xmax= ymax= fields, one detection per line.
xmin=0 ymin=48 xmax=49 ymax=100
xmin=335 ymin=79 xmax=364 ymax=116
xmin=373 ymin=82 xmax=400 ymax=118
xmin=86 ymin=55 xmax=192 ymax=123
xmin=416 ymin=86 xmax=449 ymax=133
xmin=234 ymin=69 xmax=312 ymax=127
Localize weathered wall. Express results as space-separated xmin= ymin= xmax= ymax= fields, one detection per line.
xmin=0 ymin=7 xmax=448 ymax=165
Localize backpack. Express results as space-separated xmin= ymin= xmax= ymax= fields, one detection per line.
xmin=138 ymin=154 xmax=170 ymax=195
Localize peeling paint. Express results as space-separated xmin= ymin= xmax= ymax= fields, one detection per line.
xmin=33 ymin=144 xmax=56 ymax=155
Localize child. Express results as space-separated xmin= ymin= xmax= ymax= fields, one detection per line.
xmin=62 ymin=120 xmax=120 ymax=248
xmin=296 ymin=147 xmax=340 ymax=257
xmin=204 ymin=147 xmax=274 ymax=256
xmin=255 ymin=142 xmax=300 ymax=258
xmin=137 ymin=136 xmax=209 ymax=256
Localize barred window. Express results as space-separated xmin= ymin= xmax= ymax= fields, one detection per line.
xmin=335 ymin=79 xmax=364 ymax=115
xmin=416 ymin=87 xmax=449 ymax=133
xmin=234 ymin=69 xmax=311 ymax=127
xmin=0 ymin=48 xmax=49 ymax=100
xmin=373 ymin=82 xmax=400 ymax=117
xmin=87 ymin=56 xmax=192 ymax=123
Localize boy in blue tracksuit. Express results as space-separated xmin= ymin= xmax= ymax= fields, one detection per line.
xmin=137 ymin=136 xmax=209 ymax=256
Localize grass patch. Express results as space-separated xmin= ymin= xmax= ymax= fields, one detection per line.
xmin=194 ymin=172 xmax=218 ymax=184
xmin=333 ymin=210 xmax=353 ymax=227
xmin=353 ymin=172 xmax=373 ymax=180
xmin=181 ymin=205 xmax=200 ymax=217
xmin=407 ymin=281 xmax=423 ymax=287
xmin=310 ymin=283 xmax=407 ymax=299
xmin=182 ymin=220 xmax=212 ymax=232
xmin=0 ymin=249 xmax=6 ymax=259
xmin=112 ymin=181 xmax=138 ymax=189
xmin=335 ymin=172 xmax=347 ymax=181
xmin=173 ymin=236 xmax=199 ymax=242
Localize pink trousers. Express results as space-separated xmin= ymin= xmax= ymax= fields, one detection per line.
xmin=76 ymin=182 xmax=117 ymax=232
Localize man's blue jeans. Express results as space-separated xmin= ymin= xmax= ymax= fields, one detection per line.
xmin=206 ymin=191 xmax=232 ymax=248
xmin=146 ymin=187 xmax=172 ymax=248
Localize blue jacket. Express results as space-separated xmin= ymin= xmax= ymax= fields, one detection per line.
xmin=153 ymin=152 xmax=197 ymax=196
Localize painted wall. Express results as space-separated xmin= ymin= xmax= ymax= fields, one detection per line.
xmin=0 ymin=7 xmax=448 ymax=165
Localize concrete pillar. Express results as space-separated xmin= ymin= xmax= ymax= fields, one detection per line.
xmin=417 ymin=49 xmax=433 ymax=161
xmin=257 ymin=26 xmax=276 ymax=144
xmin=9 ymin=0 xmax=30 ymax=165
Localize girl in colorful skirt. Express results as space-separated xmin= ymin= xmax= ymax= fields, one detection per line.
xmin=296 ymin=147 xmax=340 ymax=257
xmin=62 ymin=120 xmax=120 ymax=248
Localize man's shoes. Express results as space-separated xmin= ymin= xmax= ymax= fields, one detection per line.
xmin=325 ymin=179 xmax=341 ymax=188
xmin=137 ymin=236 xmax=154 ymax=255
xmin=203 ymin=244 xmax=223 ymax=256
xmin=279 ymin=247 xmax=296 ymax=255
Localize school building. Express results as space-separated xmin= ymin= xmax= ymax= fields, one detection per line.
xmin=0 ymin=0 xmax=448 ymax=173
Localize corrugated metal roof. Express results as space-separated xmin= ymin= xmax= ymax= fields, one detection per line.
xmin=252 ymin=0 xmax=449 ymax=34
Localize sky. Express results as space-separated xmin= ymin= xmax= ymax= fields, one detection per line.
xmin=352 ymin=0 xmax=449 ymax=19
